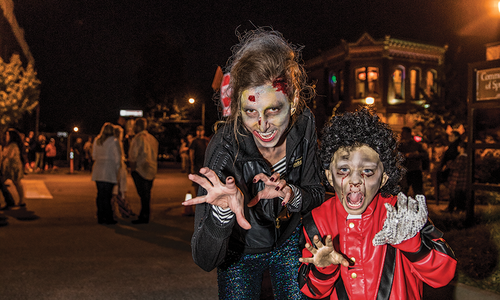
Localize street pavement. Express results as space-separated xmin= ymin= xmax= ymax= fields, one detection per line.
xmin=0 ymin=164 xmax=217 ymax=300
xmin=0 ymin=163 xmax=499 ymax=300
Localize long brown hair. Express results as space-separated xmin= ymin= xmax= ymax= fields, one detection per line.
xmin=96 ymin=123 xmax=115 ymax=146
xmin=221 ymin=28 xmax=315 ymax=136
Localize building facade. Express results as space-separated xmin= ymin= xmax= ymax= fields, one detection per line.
xmin=306 ymin=33 xmax=447 ymax=132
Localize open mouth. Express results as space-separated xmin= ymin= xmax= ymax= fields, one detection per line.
xmin=253 ymin=130 xmax=277 ymax=142
xmin=346 ymin=192 xmax=364 ymax=210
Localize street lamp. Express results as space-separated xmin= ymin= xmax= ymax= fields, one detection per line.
xmin=189 ymin=98 xmax=205 ymax=127
xmin=67 ymin=126 xmax=79 ymax=160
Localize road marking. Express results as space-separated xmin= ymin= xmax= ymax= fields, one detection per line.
xmin=22 ymin=180 xmax=53 ymax=199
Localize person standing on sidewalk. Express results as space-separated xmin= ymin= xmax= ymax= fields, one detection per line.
xmin=189 ymin=126 xmax=209 ymax=197
xmin=34 ymin=134 xmax=46 ymax=173
xmin=45 ymin=138 xmax=57 ymax=171
xmin=398 ymin=127 xmax=427 ymax=197
xmin=444 ymin=140 xmax=468 ymax=213
xmin=1 ymin=129 xmax=26 ymax=207
xmin=111 ymin=125 xmax=135 ymax=218
xmin=91 ymin=123 xmax=121 ymax=225
xmin=128 ymin=118 xmax=158 ymax=224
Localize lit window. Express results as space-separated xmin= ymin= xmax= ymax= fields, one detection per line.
xmin=425 ymin=70 xmax=437 ymax=97
xmin=392 ymin=66 xmax=405 ymax=100
xmin=355 ymin=67 xmax=379 ymax=98
xmin=410 ymin=69 xmax=421 ymax=100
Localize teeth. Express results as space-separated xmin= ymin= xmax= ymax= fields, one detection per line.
xmin=259 ymin=130 xmax=275 ymax=138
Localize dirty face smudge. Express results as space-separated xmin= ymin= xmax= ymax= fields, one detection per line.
xmin=325 ymin=145 xmax=388 ymax=215
xmin=240 ymin=84 xmax=291 ymax=149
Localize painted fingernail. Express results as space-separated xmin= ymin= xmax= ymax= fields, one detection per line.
xmin=282 ymin=201 xmax=286 ymax=206
xmin=253 ymin=178 xmax=257 ymax=183
xmin=270 ymin=177 xmax=275 ymax=182
xmin=275 ymin=186 xmax=280 ymax=191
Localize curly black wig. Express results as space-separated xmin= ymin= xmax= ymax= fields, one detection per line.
xmin=320 ymin=108 xmax=405 ymax=197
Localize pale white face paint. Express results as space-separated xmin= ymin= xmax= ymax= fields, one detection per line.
xmin=240 ymin=84 xmax=291 ymax=149
xmin=325 ymin=145 xmax=389 ymax=215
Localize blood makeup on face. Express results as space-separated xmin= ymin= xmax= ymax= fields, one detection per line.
xmin=272 ymin=78 xmax=288 ymax=95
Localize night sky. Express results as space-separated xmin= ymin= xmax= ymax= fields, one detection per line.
xmin=12 ymin=0 xmax=500 ymax=134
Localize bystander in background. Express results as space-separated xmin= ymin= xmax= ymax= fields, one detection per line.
xmin=73 ymin=137 xmax=84 ymax=171
xmin=45 ymin=138 xmax=57 ymax=171
xmin=111 ymin=125 xmax=135 ymax=218
xmin=22 ymin=134 xmax=32 ymax=173
xmin=0 ymin=144 xmax=15 ymax=210
xmin=179 ymin=137 xmax=190 ymax=173
xmin=128 ymin=118 xmax=158 ymax=224
xmin=34 ymin=134 xmax=46 ymax=173
xmin=189 ymin=125 xmax=209 ymax=197
xmin=27 ymin=131 xmax=35 ymax=171
xmin=444 ymin=140 xmax=468 ymax=213
xmin=91 ymin=123 xmax=121 ymax=225
xmin=398 ymin=126 xmax=427 ymax=197
xmin=83 ymin=136 xmax=93 ymax=171
xmin=1 ymin=129 xmax=26 ymax=207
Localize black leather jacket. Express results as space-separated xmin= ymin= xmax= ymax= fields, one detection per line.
xmin=191 ymin=107 xmax=325 ymax=272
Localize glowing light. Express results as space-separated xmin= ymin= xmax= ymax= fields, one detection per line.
xmin=414 ymin=135 xmax=422 ymax=143
xmin=424 ymin=104 xmax=430 ymax=109
xmin=365 ymin=97 xmax=375 ymax=105
xmin=331 ymin=75 xmax=337 ymax=84
xmin=189 ymin=98 xmax=195 ymax=104
xmin=498 ymin=1 xmax=500 ymax=13
xmin=73 ymin=127 xmax=79 ymax=132
xmin=368 ymin=70 xmax=378 ymax=80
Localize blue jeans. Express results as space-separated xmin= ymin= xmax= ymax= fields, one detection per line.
xmin=131 ymin=171 xmax=153 ymax=221
xmin=95 ymin=181 xmax=114 ymax=223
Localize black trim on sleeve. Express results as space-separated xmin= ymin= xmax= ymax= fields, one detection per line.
xmin=299 ymin=212 xmax=321 ymax=249
xmin=402 ymin=221 xmax=456 ymax=262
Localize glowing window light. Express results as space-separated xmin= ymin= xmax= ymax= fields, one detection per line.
xmin=365 ymin=97 xmax=375 ymax=105
xmin=331 ymin=75 xmax=337 ymax=84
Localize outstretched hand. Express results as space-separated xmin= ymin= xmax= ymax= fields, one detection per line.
xmin=299 ymin=235 xmax=350 ymax=268
xmin=182 ymin=167 xmax=251 ymax=230
xmin=248 ymin=172 xmax=293 ymax=207
xmin=372 ymin=193 xmax=428 ymax=246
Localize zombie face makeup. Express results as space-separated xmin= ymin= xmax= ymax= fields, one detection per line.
xmin=325 ymin=145 xmax=388 ymax=215
xmin=240 ymin=84 xmax=291 ymax=149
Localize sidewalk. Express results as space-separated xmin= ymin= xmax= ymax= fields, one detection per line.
xmin=0 ymin=166 xmax=499 ymax=299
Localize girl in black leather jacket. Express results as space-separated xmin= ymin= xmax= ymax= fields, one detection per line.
xmin=183 ymin=28 xmax=324 ymax=299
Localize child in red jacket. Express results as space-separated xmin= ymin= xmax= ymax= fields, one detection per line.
xmin=298 ymin=108 xmax=456 ymax=299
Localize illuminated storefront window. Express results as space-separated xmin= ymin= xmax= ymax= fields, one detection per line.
xmin=392 ymin=66 xmax=405 ymax=100
xmin=410 ymin=68 xmax=421 ymax=100
xmin=425 ymin=70 xmax=437 ymax=97
xmin=355 ymin=67 xmax=379 ymax=99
